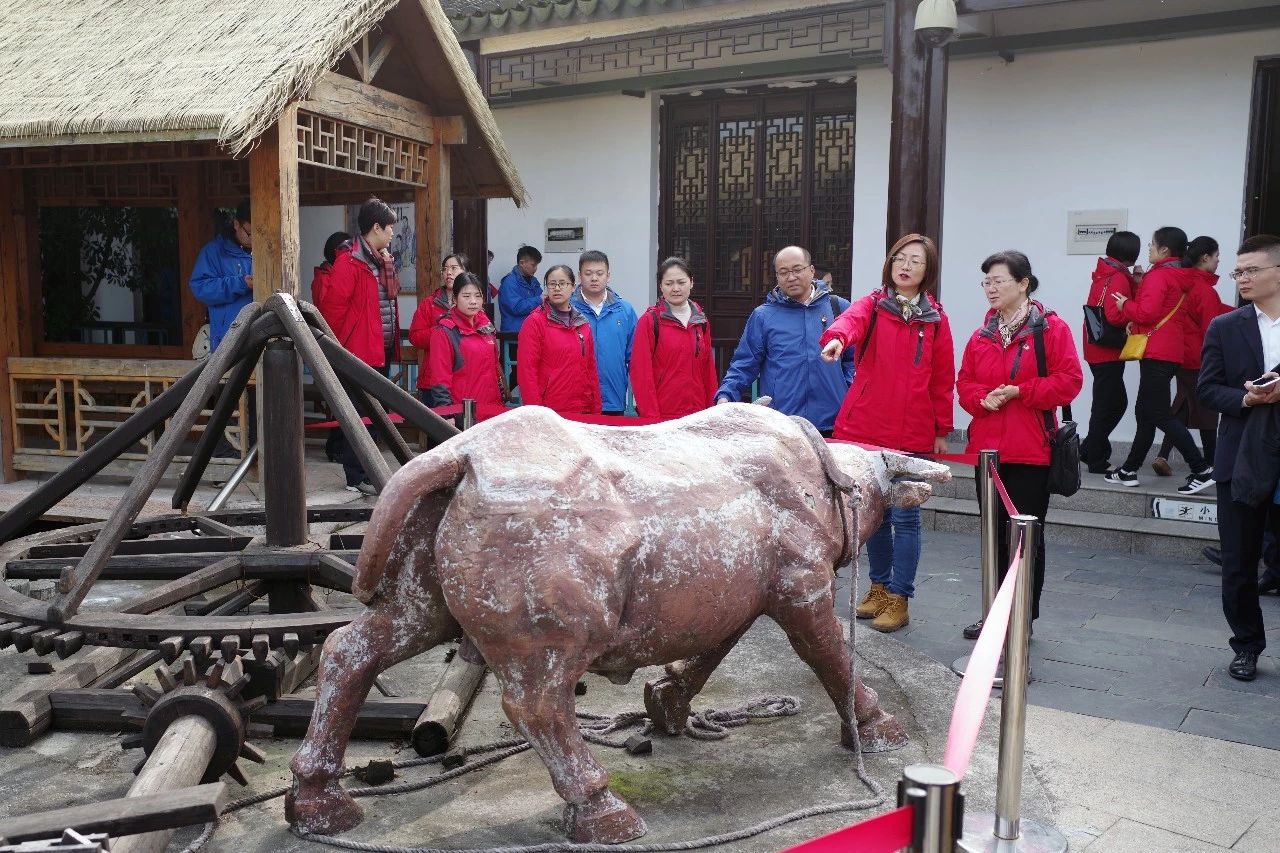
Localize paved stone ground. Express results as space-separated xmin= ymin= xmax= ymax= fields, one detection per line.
xmin=850 ymin=530 xmax=1280 ymax=751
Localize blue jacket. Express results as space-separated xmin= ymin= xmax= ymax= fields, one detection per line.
xmin=715 ymin=283 xmax=854 ymax=432
xmin=190 ymin=235 xmax=252 ymax=352
xmin=498 ymin=266 xmax=543 ymax=334
xmin=571 ymin=287 xmax=638 ymax=413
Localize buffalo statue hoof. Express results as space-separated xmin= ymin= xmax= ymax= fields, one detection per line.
xmin=565 ymin=790 xmax=648 ymax=844
xmin=285 ymin=780 xmax=365 ymax=836
xmin=644 ymin=676 xmax=690 ymax=735
xmin=842 ymin=713 xmax=909 ymax=754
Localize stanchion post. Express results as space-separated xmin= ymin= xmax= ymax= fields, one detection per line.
xmin=978 ymin=450 xmax=1001 ymax=616
xmin=897 ymin=764 xmax=964 ymax=853
xmin=462 ymin=398 xmax=477 ymax=431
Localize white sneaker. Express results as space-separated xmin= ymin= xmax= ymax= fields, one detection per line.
xmin=345 ymin=481 xmax=378 ymax=497
xmin=1177 ymin=470 xmax=1215 ymax=495
xmin=1104 ymin=469 xmax=1139 ymax=487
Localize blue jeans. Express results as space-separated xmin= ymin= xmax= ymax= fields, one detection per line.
xmin=866 ymin=506 xmax=921 ymax=598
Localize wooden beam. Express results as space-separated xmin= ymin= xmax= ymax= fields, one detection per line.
xmin=302 ymin=72 xmax=438 ymax=144
xmin=437 ymin=115 xmax=467 ymax=146
xmin=0 ymin=782 xmax=229 ymax=844
xmin=249 ymin=105 xmax=301 ymax=300
xmin=176 ymin=162 xmax=211 ymax=356
xmin=365 ymin=34 xmax=398 ymax=84
xmin=421 ymin=127 xmax=452 ymax=295
xmin=0 ymin=170 xmax=22 ymax=481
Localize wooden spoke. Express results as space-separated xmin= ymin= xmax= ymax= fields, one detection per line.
xmin=118 ymin=558 xmax=243 ymax=615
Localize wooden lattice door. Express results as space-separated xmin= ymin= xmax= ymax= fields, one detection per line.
xmin=659 ymin=84 xmax=857 ymax=370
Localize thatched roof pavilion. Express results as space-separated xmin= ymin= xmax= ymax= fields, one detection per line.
xmin=0 ymin=0 xmax=525 ymax=481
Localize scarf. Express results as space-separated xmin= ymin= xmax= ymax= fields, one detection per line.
xmin=363 ymin=238 xmax=400 ymax=298
xmin=997 ymin=300 xmax=1031 ymax=347
xmin=889 ymin=287 xmax=924 ymax=321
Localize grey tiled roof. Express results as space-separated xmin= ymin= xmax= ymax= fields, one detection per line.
xmin=441 ymin=0 xmax=740 ymax=37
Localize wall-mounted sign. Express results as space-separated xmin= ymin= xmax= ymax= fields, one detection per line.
xmin=546 ymin=218 xmax=586 ymax=253
xmin=1066 ymin=209 xmax=1128 ymax=255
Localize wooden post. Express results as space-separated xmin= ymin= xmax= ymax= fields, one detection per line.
xmin=421 ymin=129 xmax=452 ymax=293
xmin=885 ymin=0 xmax=950 ymax=261
xmin=0 ymin=170 xmax=23 ymax=481
xmin=177 ymin=164 xmax=213 ymax=356
xmin=249 ymin=105 xmax=301 ymax=299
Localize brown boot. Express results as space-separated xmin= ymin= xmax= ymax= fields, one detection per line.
xmin=855 ymin=582 xmax=890 ymax=620
xmin=1152 ymin=457 xmax=1173 ymax=476
xmin=871 ymin=594 xmax=909 ymax=633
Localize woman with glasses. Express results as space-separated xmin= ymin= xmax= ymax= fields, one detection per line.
xmin=818 ymin=234 xmax=955 ymax=633
xmin=410 ymin=253 xmax=470 ymax=400
xmin=517 ymin=265 xmax=602 ymax=416
xmin=957 ymin=251 xmax=1083 ymax=637
xmin=630 ymin=257 xmax=719 ymax=419
xmin=1104 ymin=227 xmax=1215 ymax=493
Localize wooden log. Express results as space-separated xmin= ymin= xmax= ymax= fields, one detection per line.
xmin=249 ymin=107 xmax=300 ymax=301
xmin=0 ymin=645 xmax=137 ymax=746
xmin=411 ymin=654 xmax=487 ymax=756
xmin=0 ymin=782 xmax=228 ymax=845
xmin=301 ymin=72 xmax=438 ymax=144
xmin=111 ymin=716 xmax=219 ymax=853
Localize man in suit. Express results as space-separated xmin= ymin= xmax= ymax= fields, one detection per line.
xmin=1198 ymin=234 xmax=1280 ymax=681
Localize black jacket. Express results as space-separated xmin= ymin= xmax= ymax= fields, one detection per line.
xmin=1197 ymin=305 xmax=1277 ymax=485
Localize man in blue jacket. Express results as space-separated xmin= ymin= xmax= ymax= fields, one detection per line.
xmin=571 ymin=250 xmax=638 ymax=415
xmin=498 ymin=245 xmax=543 ymax=335
xmin=715 ymin=245 xmax=853 ymax=434
xmin=190 ymin=201 xmax=253 ymax=352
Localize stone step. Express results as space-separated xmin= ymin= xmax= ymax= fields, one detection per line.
xmin=920 ymin=496 xmax=1216 ymax=561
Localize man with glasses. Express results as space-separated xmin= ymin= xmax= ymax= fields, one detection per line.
xmin=715 ymin=245 xmax=853 ymax=434
xmin=1198 ymin=234 xmax=1280 ymax=681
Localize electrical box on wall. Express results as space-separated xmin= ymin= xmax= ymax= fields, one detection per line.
xmin=546 ymin=218 xmax=586 ymax=253
xmin=1066 ymin=209 xmax=1128 ymax=255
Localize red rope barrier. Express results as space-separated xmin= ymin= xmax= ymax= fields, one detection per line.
xmin=779 ymin=804 xmax=914 ymax=853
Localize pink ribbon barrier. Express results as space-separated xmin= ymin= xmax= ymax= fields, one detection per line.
xmin=942 ymin=540 xmax=1024 ymax=777
xmin=778 ymin=804 xmax=914 ymax=853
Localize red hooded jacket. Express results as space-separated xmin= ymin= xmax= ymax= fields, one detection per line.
xmin=1082 ymin=257 xmax=1134 ymax=365
xmin=630 ymin=301 xmax=719 ymax=419
xmin=819 ymin=290 xmax=955 ymax=453
xmin=517 ymin=302 xmax=602 ymax=415
xmin=323 ymin=240 xmax=399 ymax=368
xmin=422 ymin=308 xmax=503 ymax=408
xmin=958 ymin=303 xmax=1084 ymax=466
xmin=1179 ymin=269 xmax=1232 ymax=370
xmin=1120 ymin=257 xmax=1192 ymax=364
xmin=408 ymin=288 xmax=452 ymax=388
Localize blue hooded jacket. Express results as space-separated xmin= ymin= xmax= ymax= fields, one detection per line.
xmin=715 ymin=282 xmax=854 ymax=432
xmin=571 ymin=287 xmax=638 ymax=413
xmin=189 ymin=234 xmax=253 ymax=352
xmin=498 ymin=265 xmax=543 ymax=334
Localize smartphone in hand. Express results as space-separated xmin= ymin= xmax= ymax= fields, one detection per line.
xmin=1250 ymin=375 xmax=1280 ymax=390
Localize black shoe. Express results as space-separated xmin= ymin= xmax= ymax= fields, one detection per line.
xmin=1202 ymin=546 xmax=1222 ymax=567
xmin=963 ymin=619 xmax=983 ymax=640
xmin=1228 ymin=650 xmax=1259 ymax=681
xmin=1104 ymin=468 xmax=1139 ymax=487
xmin=1086 ymin=463 xmax=1111 ymax=474
xmin=1177 ymin=469 xmax=1215 ymax=495
xmin=1260 ymin=572 xmax=1280 ymax=596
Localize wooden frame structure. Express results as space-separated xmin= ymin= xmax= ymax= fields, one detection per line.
xmin=0 ymin=0 xmax=525 ymax=483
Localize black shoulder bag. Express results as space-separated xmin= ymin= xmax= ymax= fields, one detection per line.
xmin=1033 ymin=326 xmax=1081 ymax=497
xmin=1082 ymin=271 xmax=1128 ymax=349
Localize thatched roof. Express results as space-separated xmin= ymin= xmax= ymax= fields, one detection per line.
xmin=0 ymin=0 xmax=526 ymax=205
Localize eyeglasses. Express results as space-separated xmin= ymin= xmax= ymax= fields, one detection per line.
xmin=1229 ymin=265 xmax=1280 ymax=281
xmin=545 ymin=281 xmax=574 ymax=291
xmin=442 ymin=264 xmax=465 ymax=274
xmin=980 ymin=277 xmax=1015 ymax=290
xmin=891 ymin=255 xmax=925 ymax=269
xmin=775 ymin=265 xmax=812 ymax=280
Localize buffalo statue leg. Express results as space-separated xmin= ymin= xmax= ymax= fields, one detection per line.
xmin=768 ymin=574 xmax=908 ymax=753
xmin=492 ymin=652 xmax=647 ymax=844
xmin=644 ymin=623 xmax=753 ymax=735
xmin=287 ymin=583 xmax=460 ymax=835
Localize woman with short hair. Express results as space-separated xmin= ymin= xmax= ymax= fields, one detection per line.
xmin=421 ymin=273 xmax=503 ymax=409
xmin=517 ymin=265 xmax=602 ymax=415
xmin=630 ymin=257 xmax=719 ymax=419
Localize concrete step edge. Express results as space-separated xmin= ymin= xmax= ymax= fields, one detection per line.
xmin=923 ymin=496 xmax=1218 ymax=542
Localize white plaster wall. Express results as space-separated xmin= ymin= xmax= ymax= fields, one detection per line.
xmin=485 ymin=93 xmax=661 ymax=326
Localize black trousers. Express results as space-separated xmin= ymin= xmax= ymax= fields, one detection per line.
xmin=1081 ymin=361 xmax=1127 ymax=468
xmin=975 ymin=463 xmax=1050 ymax=620
xmin=335 ymin=361 xmax=390 ymax=487
xmin=1121 ymin=358 xmax=1207 ymax=474
xmin=1217 ymin=480 xmax=1278 ymax=655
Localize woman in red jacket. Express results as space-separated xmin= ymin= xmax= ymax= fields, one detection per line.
xmin=409 ymin=253 xmax=467 ymax=393
xmin=517 ymin=265 xmax=602 ymax=416
xmin=310 ymin=231 xmax=351 ymax=317
xmin=1079 ymin=231 xmax=1138 ymax=474
xmin=630 ymin=257 xmax=718 ymax=419
xmin=818 ymin=234 xmax=955 ymax=634
xmin=1152 ymin=236 xmax=1233 ymax=477
xmin=958 ymin=251 xmax=1082 ymax=634
xmin=421 ymin=273 xmax=502 ymax=409
xmin=1104 ymin=227 xmax=1213 ymax=493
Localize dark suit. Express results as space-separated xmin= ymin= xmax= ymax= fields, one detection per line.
xmin=1198 ymin=306 xmax=1279 ymax=654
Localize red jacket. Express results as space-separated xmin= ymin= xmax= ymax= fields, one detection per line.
xmin=408 ymin=288 xmax=452 ymax=388
xmin=630 ymin=301 xmax=719 ymax=419
xmin=422 ymin=308 xmax=503 ymax=408
xmin=1120 ymin=257 xmax=1192 ymax=365
xmin=323 ymin=241 xmax=398 ymax=368
xmin=311 ymin=262 xmax=333 ymax=312
xmin=819 ymin=290 xmax=954 ymax=453
xmin=1179 ymin=269 xmax=1232 ymax=370
xmin=958 ymin=303 xmax=1084 ymax=466
xmin=517 ymin=302 xmax=602 ymax=415
xmin=1082 ymin=257 xmax=1134 ymax=365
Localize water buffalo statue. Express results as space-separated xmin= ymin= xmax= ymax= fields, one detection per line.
xmin=287 ymin=403 xmax=951 ymax=844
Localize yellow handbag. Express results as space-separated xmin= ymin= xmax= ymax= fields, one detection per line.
xmin=1120 ymin=295 xmax=1184 ymax=361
